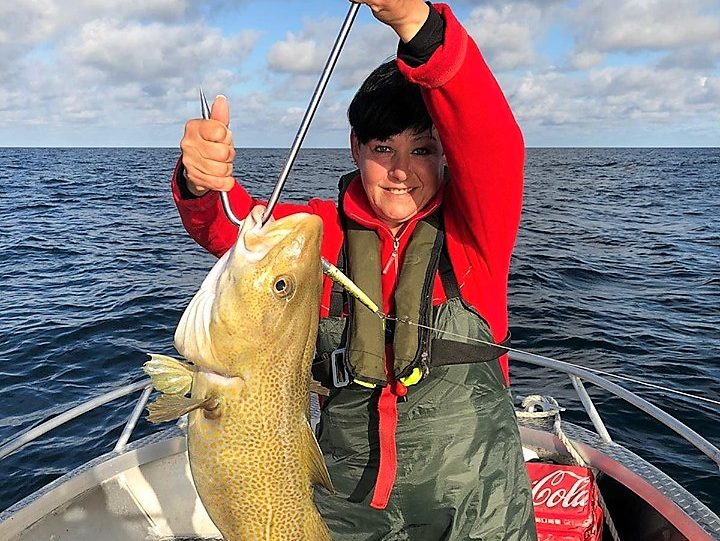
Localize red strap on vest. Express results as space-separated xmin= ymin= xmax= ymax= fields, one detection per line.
xmin=370 ymin=384 xmax=398 ymax=509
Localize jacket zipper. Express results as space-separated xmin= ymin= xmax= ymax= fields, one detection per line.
xmin=382 ymin=236 xmax=400 ymax=276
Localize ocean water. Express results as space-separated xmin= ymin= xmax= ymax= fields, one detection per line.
xmin=0 ymin=147 xmax=718 ymax=515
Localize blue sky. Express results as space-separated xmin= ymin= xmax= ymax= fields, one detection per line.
xmin=0 ymin=0 xmax=718 ymax=148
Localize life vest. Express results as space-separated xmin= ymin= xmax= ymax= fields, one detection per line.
xmin=313 ymin=172 xmax=512 ymax=510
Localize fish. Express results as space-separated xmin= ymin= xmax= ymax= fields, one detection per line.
xmin=144 ymin=211 xmax=333 ymax=541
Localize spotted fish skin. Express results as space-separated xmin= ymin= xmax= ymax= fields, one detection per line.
xmin=172 ymin=212 xmax=332 ymax=541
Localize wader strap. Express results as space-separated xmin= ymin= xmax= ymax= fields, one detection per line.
xmin=438 ymin=248 xmax=460 ymax=299
xmin=328 ymin=247 xmax=346 ymax=317
xmin=430 ymin=331 xmax=511 ymax=367
xmin=371 ymin=384 xmax=398 ymax=510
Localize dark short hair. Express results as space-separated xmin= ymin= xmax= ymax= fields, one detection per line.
xmin=348 ymin=60 xmax=433 ymax=144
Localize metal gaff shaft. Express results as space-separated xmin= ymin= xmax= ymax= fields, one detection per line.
xmin=261 ymin=2 xmax=361 ymax=225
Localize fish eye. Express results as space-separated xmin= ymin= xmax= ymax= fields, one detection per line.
xmin=272 ymin=275 xmax=295 ymax=299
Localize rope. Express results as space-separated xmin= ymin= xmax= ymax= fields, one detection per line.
xmin=518 ymin=396 xmax=622 ymax=541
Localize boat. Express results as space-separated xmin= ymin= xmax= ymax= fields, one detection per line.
xmin=1 ymin=350 xmax=718 ymax=541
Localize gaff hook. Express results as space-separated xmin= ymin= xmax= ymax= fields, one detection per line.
xmin=198 ymin=87 xmax=383 ymax=319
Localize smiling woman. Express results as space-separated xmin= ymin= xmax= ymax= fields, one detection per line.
xmin=173 ymin=1 xmax=536 ymax=539
xmin=349 ymin=60 xmax=446 ymax=234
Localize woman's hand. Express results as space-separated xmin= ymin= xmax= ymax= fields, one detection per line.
xmin=180 ymin=95 xmax=236 ymax=196
xmin=352 ymin=0 xmax=430 ymax=43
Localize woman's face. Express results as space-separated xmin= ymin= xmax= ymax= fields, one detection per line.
xmin=351 ymin=127 xmax=445 ymax=234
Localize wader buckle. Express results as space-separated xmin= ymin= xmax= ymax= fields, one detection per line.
xmin=330 ymin=348 xmax=350 ymax=388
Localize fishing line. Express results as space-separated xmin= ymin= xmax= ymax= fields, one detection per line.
xmin=374 ymin=315 xmax=720 ymax=409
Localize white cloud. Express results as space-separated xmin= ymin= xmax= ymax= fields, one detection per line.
xmin=569 ymin=0 xmax=720 ymax=55
xmin=568 ymin=50 xmax=606 ymax=70
xmin=266 ymin=16 xmax=396 ymax=78
xmin=464 ymin=3 xmax=547 ymax=71
xmin=0 ymin=0 xmax=261 ymax=141
xmin=255 ymin=17 xmax=398 ymax=142
xmin=508 ymin=65 xmax=720 ymax=136
xmin=267 ymin=34 xmax=324 ymax=74
xmin=0 ymin=0 xmax=718 ymax=146
xmin=64 ymin=20 xmax=258 ymax=83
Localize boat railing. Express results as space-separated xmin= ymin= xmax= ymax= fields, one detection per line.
xmin=0 ymin=380 xmax=153 ymax=462
xmin=0 ymin=351 xmax=718 ymax=473
xmin=509 ymin=350 xmax=720 ymax=471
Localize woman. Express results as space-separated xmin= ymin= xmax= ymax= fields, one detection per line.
xmin=173 ymin=1 xmax=537 ymax=539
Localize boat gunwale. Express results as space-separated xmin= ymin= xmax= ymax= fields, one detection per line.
xmin=0 ymin=427 xmax=186 ymax=538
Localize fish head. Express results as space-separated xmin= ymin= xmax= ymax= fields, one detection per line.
xmin=174 ymin=212 xmax=323 ymax=377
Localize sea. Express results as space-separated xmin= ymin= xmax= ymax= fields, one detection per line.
xmin=0 ymin=147 xmax=718 ymax=516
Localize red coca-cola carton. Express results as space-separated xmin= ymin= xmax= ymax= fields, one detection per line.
xmin=526 ymin=462 xmax=604 ymax=541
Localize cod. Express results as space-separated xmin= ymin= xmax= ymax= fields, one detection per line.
xmin=144 ymin=212 xmax=333 ymax=541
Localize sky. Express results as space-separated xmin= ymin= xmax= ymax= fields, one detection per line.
xmin=0 ymin=0 xmax=718 ymax=148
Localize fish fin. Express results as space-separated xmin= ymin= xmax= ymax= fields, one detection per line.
xmin=144 ymin=354 xmax=194 ymax=395
xmin=146 ymin=395 xmax=215 ymax=423
xmin=309 ymin=378 xmax=330 ymax=397
xmin=305 ymin=419 xmax=335 ymax=494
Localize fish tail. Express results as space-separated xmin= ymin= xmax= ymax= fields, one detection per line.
xmin=144 ymin=353 xmax=195 ymax=395
xmin=146 ymin=395 xmax=218 ymax=423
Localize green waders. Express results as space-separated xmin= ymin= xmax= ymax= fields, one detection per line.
xmin=314 ymin=360 xmax=538 ymax=541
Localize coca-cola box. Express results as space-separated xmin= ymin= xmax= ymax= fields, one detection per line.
xmin=526 ymin=462 xmax=604 ymax=541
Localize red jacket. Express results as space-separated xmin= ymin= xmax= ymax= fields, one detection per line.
xmin=172 ymin=3 xmax=524 ymax=382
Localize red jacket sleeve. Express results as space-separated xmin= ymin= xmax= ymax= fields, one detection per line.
xmin=171 ymin=159 xmax=335 ymax=258
xmin=398 ymin=3 xmax=524 ymax=282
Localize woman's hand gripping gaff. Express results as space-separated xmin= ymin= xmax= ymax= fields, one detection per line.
xmin=180 ymin=95 xmax=236 ymax=197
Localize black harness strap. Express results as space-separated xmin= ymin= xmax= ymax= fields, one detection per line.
xmin=430 ymin=331 xmax=511 ymax=367
xmin=438 ymin=248 xmax=460 ymax=299
xmin=328 ymin=247 xmax=346 ymax=317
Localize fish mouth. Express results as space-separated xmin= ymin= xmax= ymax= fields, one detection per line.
xmin=173 ymin=211 xmax=322 ymax=370
xmin=232 ymin=212 xmax=321 ymax=263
